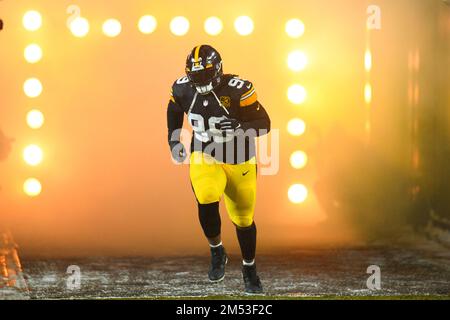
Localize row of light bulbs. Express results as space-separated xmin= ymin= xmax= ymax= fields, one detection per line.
xmin=22 ymin=12 xmax=45 ymax=197
xmin=286 ymin=24 xmax=309 ymax=204
xmin=23 ymin=10 xmax=305 ymax=38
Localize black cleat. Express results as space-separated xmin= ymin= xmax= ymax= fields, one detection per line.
xmin=208 ymin=245 xmax=228 ymax=282
xmin=242 ymin=264 xmax=263 ymax=295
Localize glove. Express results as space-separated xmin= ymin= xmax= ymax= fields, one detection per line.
xmin=169 ymin=141 xmax=187 ymax=163
xmin=218 ymin=118 xmax=242 ymax=134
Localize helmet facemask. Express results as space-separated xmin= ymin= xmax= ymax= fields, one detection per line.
xmin=187 ymin=62 xmax=222 ymax=95
xmin=186 ymin=46 xmax=223 ymax=95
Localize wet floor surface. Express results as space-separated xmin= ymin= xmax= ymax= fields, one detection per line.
xmin=9 ymin=240 xmax=449 ymax=299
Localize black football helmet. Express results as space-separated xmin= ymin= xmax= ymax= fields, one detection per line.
xmin=185 ymin=45 xmax=223 ymax=95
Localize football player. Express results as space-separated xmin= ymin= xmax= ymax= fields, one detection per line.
xmin=166 ymin=45 xmax=270 ymax=294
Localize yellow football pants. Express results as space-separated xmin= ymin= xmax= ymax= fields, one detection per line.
xmin=189 ymin=152 xmax=257 ymax=228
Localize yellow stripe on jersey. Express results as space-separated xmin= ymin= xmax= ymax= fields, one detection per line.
xmin=241 ymin=88 xmax=255 ymax=100
xmin=170 ymin=88 xmax=175 ymax=103
xmin=242 ymin=84 xmax=254 ymax=97
xmin=240 ymin=88 xmax=258 ymax=107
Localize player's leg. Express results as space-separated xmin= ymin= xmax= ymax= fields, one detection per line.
xmin=190 ymin=152 xmax=227 ymax=244
xmin=223 ymin=158 xmax=263 ymax=294
xmin=189 ymin=151 xmax=228 ymax=282
xmin=223 ymin=158 xmax=257 ymax=261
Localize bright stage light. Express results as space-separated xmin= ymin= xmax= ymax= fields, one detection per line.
xmin=138 ymin=15 xmax=157 ymax=34
xmin=290 ymin=151 xmax=308 ymax=169
xmin=170 ymin=16 xmax=190 ymax=36
xmin=23 ymin=78 xmax=43 ymax=98
xmin=365 ymin=83 xmax=372 ymax=104
xmin=24 ymin=44 xmax=42 ymax=63
xmin=234 ymin=16 xmax=254 ymax=36
xmin=23 ymin=144 xmax=43 ymax=166
xmin=204 ymin=17 xmax=223 ymax=36
xmin=287 ymin=50 xmax=308 ymax=72
xmin=288 ymin=184 xmax=308 ymax=204
xmin=285 ymin=19 xmax=305 ymax=38
xmin=70 ymin=17 xmax=90 ymax=38
xmin=23 ymin=10 xmax=42 ymax=31
xmin=27 ymin=110 xmax=45 ymax=129
xmin=287 ymin=84 xmax=307 ymax=104
xmin=365 ymin=49 xmax=372 ymax=72
xmin=23 ymin=178 xmax=42 ymax=197
xmin=103 ymin=19 xmax=122 ymax=37
xmin=287 ymin=118 xmax=306 ymax=136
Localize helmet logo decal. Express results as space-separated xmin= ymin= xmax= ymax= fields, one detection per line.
xmin=206 ymin=52 xmax=216 ymax=63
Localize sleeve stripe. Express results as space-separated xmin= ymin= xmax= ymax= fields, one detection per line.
xmin=240 ymin=92 xmax=258 ymax=107
xmin=242 ymin=85 xmax=254 ymax=96
xmin=170 ymin=88 xmax=176 ymax=103
xmin=240 ymin=89 xmax=256 ymax=101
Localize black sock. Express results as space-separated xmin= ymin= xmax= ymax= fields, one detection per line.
xmin=198 ymin=202 xmax=221 ymax=238
xmin=236 ymin=222 xmax=257 ymax=262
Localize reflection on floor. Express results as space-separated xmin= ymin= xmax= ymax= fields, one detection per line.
xmin=0 ymin=232 xmax=29 ymax=299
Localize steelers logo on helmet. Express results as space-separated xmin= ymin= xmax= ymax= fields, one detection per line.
xmin=186 ymin=45 xmax=223 ymax=95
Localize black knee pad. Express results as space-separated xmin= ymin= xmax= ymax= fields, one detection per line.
xmin=198 ymin=202 xmax=221 ymax=238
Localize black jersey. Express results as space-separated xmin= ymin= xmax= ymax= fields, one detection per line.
xmin=167 ymin=74 xmax=270 ymax=164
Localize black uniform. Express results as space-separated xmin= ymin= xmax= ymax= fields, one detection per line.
xmin=167 ymin=74 xmax=270 ymax=164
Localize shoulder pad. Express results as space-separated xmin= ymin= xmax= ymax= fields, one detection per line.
xmin=171 ymin=76 xmax=193 ymax=103
xmin=224 ymin=76 xmax=257 ymax=107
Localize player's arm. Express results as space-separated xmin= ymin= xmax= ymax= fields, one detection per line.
xmin=219 ymin=81 xmax=271 ymax=136
xmin=166 ymin=87 xmax=186 ymax=162
xmin=238 ymin=100 xmax=271 ymax=136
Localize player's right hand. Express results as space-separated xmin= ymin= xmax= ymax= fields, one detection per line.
xmin=169 ymin=141 xmax=187 ymax=163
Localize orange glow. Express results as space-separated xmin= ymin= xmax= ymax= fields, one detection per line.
xmin=365 ymin=119 xmax=371 ymax=134
xmin=0 ymin=0 xmax=429 ymax=256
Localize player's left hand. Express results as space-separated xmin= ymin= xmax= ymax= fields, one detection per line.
xmin=218 ymin=118 xmax=242 ymax=134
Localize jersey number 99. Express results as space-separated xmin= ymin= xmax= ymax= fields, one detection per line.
xmin=189 ymin=113 xmax=234 ymax=143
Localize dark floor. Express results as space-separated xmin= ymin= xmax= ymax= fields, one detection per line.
xmin=3 ymin=238 xmax=448 ymax=299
